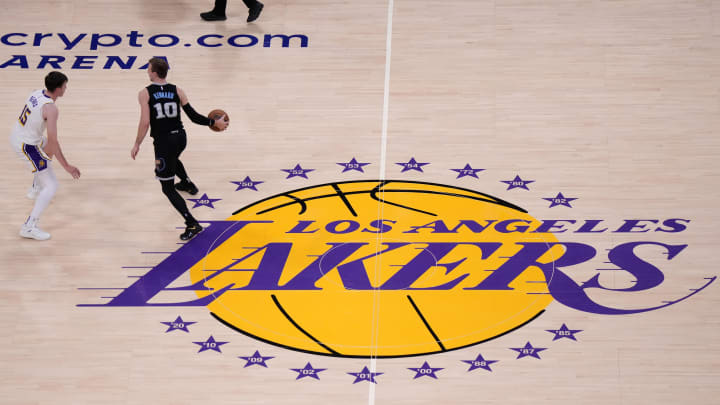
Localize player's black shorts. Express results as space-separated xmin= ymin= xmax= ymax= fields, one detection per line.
xmin=152 ymin=129 xmax=187 ymax=180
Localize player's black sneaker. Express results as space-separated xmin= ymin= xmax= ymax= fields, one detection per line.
xmin=180 ymin=222 xmax=203 ymax=241
xmin=247 ymin=2 xmax=264 ymax=22
xmin=175 ymin=180 xmax=199 ymax=195
xmin=201 ymin=11 xmax=227 ymax=21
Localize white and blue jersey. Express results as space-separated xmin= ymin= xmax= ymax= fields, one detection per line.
xmin=9 ymin=90 xmax=53 ymax=172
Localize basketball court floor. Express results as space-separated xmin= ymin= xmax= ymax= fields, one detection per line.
xmin=1 ymin=0 xmax=719 ymax=403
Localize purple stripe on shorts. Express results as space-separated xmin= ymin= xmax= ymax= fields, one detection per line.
xmin=23 ymin=143 xmax=49 ymax=172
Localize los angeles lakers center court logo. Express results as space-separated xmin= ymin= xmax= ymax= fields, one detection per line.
xmin=80 ymin=179 xmax=715 ymax=360
xmin=196 ymin=180 xmax=560 ymax=358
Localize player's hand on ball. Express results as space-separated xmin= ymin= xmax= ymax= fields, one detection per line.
xmin=214 ymin=115 xmax=228 ymax=131
xmin=208 ymin=109 xmax=229 ymax=132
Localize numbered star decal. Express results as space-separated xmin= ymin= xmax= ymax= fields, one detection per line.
xmin=282 ymin=164 xmax=315 ymax=179
xmin=408 ymin=361 xmax=444 ymax=379
xmin=231 ymin=176 xmax=264 ymax=191
xmin=290 ymin=363 xmax=326 ymax=380
xmin=546 ymin=324 xmax=583 ymax=341
xmin=501 ymin=175 xmax=535 ymax=190
xmin=510 ymin=342 xmax=547 ymax=359
xmin=187 ymin=193 xmax=221 ymax=209
xmin=450 ymin=163 xmax=485 ymax=179
xmin=543 ymin=192 xmax=578 ymax=208
xmin=348 ymin=366 xmax=383 ymax=384
xmin=337 ymin=157 xmax=371 ymax=173
xmin=396 ymin=157 xmax=430 ymax=173
xmin=239 ymin=350 xmax=274 ymax=367
xmin=160 ymin=316 xmax=196 ymax=333
xmin=193 ymin=336 xmax=229 ymax=353
xmin=462 ymin=354 xmax=498 ymax=372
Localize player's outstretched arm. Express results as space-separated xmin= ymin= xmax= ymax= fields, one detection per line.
xmin=131 ymin=88 xmax=151 ymax=160
xmin=177 ymin=87 xmax=227 ymax=131
xmin=43 ymin=103 xmax=80 ymax=179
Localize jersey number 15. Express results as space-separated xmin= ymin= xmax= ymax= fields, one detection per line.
xmin=18 ymin=105 xmax=31 ymax=126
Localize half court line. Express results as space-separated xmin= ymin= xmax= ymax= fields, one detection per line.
xmin=370 ymin=0 xmax=395 ymax=403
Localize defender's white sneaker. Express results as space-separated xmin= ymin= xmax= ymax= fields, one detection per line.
xmin=20 ymin=226 xmax=51 ymax=241
xmin=20 ymin=217 xmax=50 ymax=241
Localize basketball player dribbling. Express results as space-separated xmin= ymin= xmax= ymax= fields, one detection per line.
xmin=130 ymin=57 xmax=228 ymax=240
xmin=9 ymin=71 xmax=81 ymax=241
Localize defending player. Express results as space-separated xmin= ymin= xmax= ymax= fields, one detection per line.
xmin=130 ymin=57 xmax=228 ymax=240
xmin=9 ymin=71 xmax=81 ymax=241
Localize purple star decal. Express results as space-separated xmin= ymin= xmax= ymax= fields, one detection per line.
xmin=160 ymin=316 xmax=196 ymax=333
xmin=395 ymin=157 xmax=430 ymax=173
xmin=239 ymin=350 xmax=274 ymax=368
xmin=193 ymin=336 xmax=229 ymax=353
xmin=501 ymin=175 xmax=535 ymax=190
xmin=543 ymin=192 xmax=577 ymax=208
xmin=510 ymin=342 xmax=547 ymax=359
xmin=187 ymin=193 xmax=221 ymax=209
xmin=408 ymin=361 xmax=444 ymax=379
xmin=231 ymin=176 xmax=264 ymax=191
xmin=290 ymin=362 xmax=326 ymax=380
xmin=451 ymin=163 xmax=485 ymax=179
xmin=462 ymin=354 xmax=498 ymax=372
xmin=337 ymin=157 xmax=371 ymax=173
xmin=546 ymin=324 xmax=583 ymax=341
xmin=348 ymin=366 xmax=383 ymax=384
xmin=282 ymin=164 xmax=315 ymax=179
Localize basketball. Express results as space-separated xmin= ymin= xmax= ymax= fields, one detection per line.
xmin=208 ymin=109 xmax=229 ymax=132
xmin=189 ymin=181 xmax=560 ymax=357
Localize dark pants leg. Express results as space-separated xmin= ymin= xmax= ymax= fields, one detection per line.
xmin=173 ymin=131 xmax=190 ymax=183
xmin=175 ymin=160 xmax=189 ymax=183
xmin=155 ymin=132 xmax=197 ymax=225
xmin=160 ymin=180 xmax=197 ymax=225
xmin=213 ymin=0 xmax=259 ymax=13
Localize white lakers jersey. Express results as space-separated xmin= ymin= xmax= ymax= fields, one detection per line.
xmin=10 ymin=90 xmax=54 ymax=145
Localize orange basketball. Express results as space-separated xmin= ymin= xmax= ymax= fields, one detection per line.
xmin=208 ymin=109 xmax=229 ymax=132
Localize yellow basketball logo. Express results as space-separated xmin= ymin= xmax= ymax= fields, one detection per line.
xmin=185 ymin=180 xmax=561 ymax=358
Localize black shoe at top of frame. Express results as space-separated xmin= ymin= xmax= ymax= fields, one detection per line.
xmin=247 ymin=2 xmax=264 ymax=22
xmin=201 ymin=11 xmax=227 ymax=21
xmin=175 ymin=180 xmax=199 ymax=195
xmin=180 ymin=223 xmax=203 ymax=241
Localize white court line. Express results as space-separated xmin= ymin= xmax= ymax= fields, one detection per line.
xmin=370 ymin=0 xmax=395 ymax=404
xmin=378 ymin=0 xmax=393 ymax=181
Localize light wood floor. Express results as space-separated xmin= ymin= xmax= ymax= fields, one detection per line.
xmin=1 ymin=0 xmax=719 ymax=404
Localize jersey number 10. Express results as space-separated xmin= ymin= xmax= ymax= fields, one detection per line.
xmin=153 ymin=102 xmax=178 ymax=119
